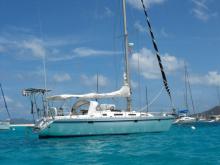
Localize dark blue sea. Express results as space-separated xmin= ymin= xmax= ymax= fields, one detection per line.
xmin=0 ymin=123 xmax=220 ymax=165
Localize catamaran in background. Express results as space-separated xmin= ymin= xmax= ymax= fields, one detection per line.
xmin=23 ymin=0 xmax=175 ymax=138
xmin=0 ymin=83 xmax=11 ymax=130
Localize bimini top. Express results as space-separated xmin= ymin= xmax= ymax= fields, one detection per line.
xmin=47 ymin=85 xmax=130 ymax=101
xmin=178 ymin=109 xmax=189 ymax=114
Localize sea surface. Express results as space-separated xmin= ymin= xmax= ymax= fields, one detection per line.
xmin=0 ymin=123 xmax=220 ymax=165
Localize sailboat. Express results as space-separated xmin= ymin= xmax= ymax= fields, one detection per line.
xmin=174 ymin=63 xmax=196 ymax=124
xmin=0 ymin=83 xmax=11 ymax=130
xmin=23 ymin=0 xmax=175 ymax=138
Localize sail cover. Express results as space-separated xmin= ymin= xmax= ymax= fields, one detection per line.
xmin=47 ymin=85 xmax=130 ymax=101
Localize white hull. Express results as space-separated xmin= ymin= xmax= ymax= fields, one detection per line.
xmin=38 ymin=117 xmax=173 ymax=138
xmin=174 ymin=116 xmax=196 ymax=124
xmin=0 ymin=121 xmax=10 ymax=130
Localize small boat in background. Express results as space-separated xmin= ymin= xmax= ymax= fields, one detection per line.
xmin=0 ymin=120 xmax=10 ymax=130
xmin=0 ymin=83 xmax=11 ymax=130
xmin=174 ymin=63 xmax=197 ymax=124
xmin=173 ymin=109 xmax=196 ymax=124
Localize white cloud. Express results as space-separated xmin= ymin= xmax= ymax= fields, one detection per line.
xmin=131 ymin=80 xmax=138 ymax=88
xmin=21 ymin=39 xmax=45 ymax=58
xmin=130 ymin=47 xmax=184 ymax=79
xmin=160 ymin=28 xmax=170 ymax=38
xmin=191 ymin=0 xmax=218 ymax=21
xmin=0 ymin=27 xmax=120 ymax=61
xmin=73 ymin=47 xmax=120 ymax=57
xmin=0 ymin=96 xmax=17 ymax=112
xmin=0 ymin=45 xmax=6 ymax=52
xmin=0 ymin=95 xmax=23 ymax=111
xmin=16 ymin=68 xmax=46 ymax=81
xmin=80 ymin=74 xmax=108 ymax=87
xmin=104 ymin=7 xmax=114 ymax=17
xmin=192 ymin=0 xmax=208 ymax=10
xmin=134 ymin=21 xmax=146 ymax=33
xmin=53 ymin=73 xmax=71 ymax=82
xmin=95 ymin=7 xmax=114 ymax=19
xmin=3 ymin=96 xmax=13 ymax=103
xmin=0 ymin=36 xmax=46 ymax=59
xmin=0 ymin=28 xmax=84 ymax=61
xmin=0 ymin=31 xmax=120 ymax=61
xmin=190 ymin=71 xmax=220 ymax=86
xmin=127 ymin=0 xmax=167 ymax=9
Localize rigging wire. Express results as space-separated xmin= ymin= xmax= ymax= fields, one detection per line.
xmin=185 ymin=65 xmax=196 ymax=115
xmin=111 ymin=0 xmax=121 ymax=107
xmin=0 ymin=83 xmax=11 ymax=120
xmin=113 ymin=0 xmax=120 ymax=90
xmin=140 ymin=0 xmax=175 ymax=112
xmin=30 ymin=95 xmax=36 ymax=124
xmin=145 ymin=86 xmax=149 ymax=112
xmin=130 ymin=7 xmax=144 ymax=110
xmin=138 ymin=86 xmax=164 ymax=111
xmin=37 ymin=3 xmax=47 ymax=91
xmin=137 ymin=48 xmax=142 ymax=109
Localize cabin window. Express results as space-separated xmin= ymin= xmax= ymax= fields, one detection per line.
xmin=81 ymin=110 xmax=88 ymax=115
xmin=128 ymin=114 xmax=136 ymax=116
xmin=114 ymin=113 xmax=123 ymax=116
xmin=102 ymin=114 xmax=107 ymax=116
xmin=111 ymin=109 xmax=121 ymax=112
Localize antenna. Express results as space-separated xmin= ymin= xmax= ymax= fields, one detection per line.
xmin=37 ymin=3 xmax=47 ymax=90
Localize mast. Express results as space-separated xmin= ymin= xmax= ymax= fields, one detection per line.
xmin=96 ymin=73 xmax=99 ymax=101
xmin=186 ymin=65 xmax=196 ymax=115
xmin=146 ymin=86 xmax=149 ymax=112
xmin=122 ymin=0 xmax=132 ymax=111
xmin=217 ymin=86 xmax=220 ymax=106
xmin=96 ymin=73 xmax=99 ymax=93
xmin=0 ymin=83 xmax=11 ymax=120
xmin=184 ymin=62 xmax=189 ymax=111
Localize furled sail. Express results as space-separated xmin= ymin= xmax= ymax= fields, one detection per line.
xmin=140 ymin=0 xmax=173 ymax=105
xmin=47 ymin=85 xmax=131 ymax=101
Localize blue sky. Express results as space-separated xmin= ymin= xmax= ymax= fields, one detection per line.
xmin=0 ymin=0 xmax=220 ymax=119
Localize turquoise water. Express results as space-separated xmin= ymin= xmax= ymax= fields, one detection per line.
xmin=0 ymin=123 xmax=220 ymax=165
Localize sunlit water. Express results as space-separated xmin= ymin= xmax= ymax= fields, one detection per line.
xmin=0 ymin=123 xmax=220 ymax=165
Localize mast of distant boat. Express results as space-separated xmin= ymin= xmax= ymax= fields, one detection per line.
xmin=96 ymin=73 xmax=99 ymax=102
xmin=187 ymin=70 xmax=196 ymax=115
xmin=184 ymin=62 xmax=189 ymax=111
xmin=122 ymin=0 xmax=132 ymax=112
xmin=217 ymin=86 xmax=220 ymax=106
xmin=146 ymin=86 xmax=149 ymax=112
xmin=0 ymin=83 xmax=11 ymax=120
